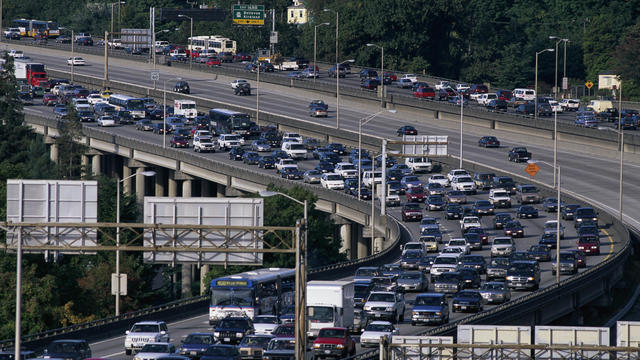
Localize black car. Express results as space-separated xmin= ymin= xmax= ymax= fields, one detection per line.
xmin=397 ymin=125 xmax=418 ymax=136
xmin=561 ymin=204 xmax=581 ymax=220
xmin=280 ymin=167 xmax=303 ymax=180
xmin=354 ymin=282 xmax=375 ymax=309
xmin=452 ymin=290 xmax=483 ymax=313
xmin=359 ymin=68 xmax=378 ymax=79
xmin=486 ymin=99 xmax=508 ymax=112
xmin=445 ymin=203 xmax=463 ymax=220
xmin=319 ymin=152 xmax=341 ymax=165
xmin=464 ymin=233 xmax=483 ymax=250
xmin=508 ymin=147 xmax=531 ymax=163
xmin=348 ymin=186 xmax=372 ymax=200
xmin=515 ymin=103 xmax=535 ymax=116
xmin=459 ymin=256 xmax=487 ymax=274
xmin=214 ymin=316 xmax=254 ymax=345
xmin=528 ymin=245 xmax=551 ymax=262
xmin=504 ymin=220 xmax=524 ymax=238
xmin=302 ymin=138 xmax=320 ymax=150
xmin=271 ymin=150 xmax=289 ymax=160
xmin=493 ymin=212 xmax=512 ymax=229
xmin=538 ymin=103 xmax=553 ymax=116
xmin=44 ymin=339 xmax=92 ymax=360
xmin=258 ymin=155 xmax=276 ymax=169
xmin=542 ymin=197 xmax=560 ymax=212
xmin=149 ymin=105 xmax=174 ymax=120
xmin=539 ymin=233 xmax=558 ymax=249
xmin=174 ymin=80 xmax=190 ymax=94
xmin=493 ymin=176 xmax=517 ymax=194
xmin=387 ymin=169 xmax=404 ymax=182
xmin=315 ymin=160 xmax=334 ymax=173
xmin=478 ymin=136 xmax=500 ymax=148
xmin=344 ymin=178 xmax=358 ymax=193
xmin=326 ymin=143 xmax=347 ymax=155
xmin=229 ymin=147 xmax=246 ymax=160
xmin=506 ymin=260 xmax=540 ymax=290
xmin=200 ymin=344 xmax=241 ymax=360
xmin=517 ymin=205 xmax=539 ymax=218
xmin=472 ymin=200 xmax=494 ymax=216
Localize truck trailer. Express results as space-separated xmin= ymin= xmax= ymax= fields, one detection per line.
xmin=306 ymin=280 xmax=355 ymax=339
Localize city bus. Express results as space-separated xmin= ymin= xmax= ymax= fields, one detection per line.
xmin=12 ymin=19 xmax=59 ymax=37
xmin=209 ymin=268 xmax=295 ymax=324
xmin=187 ymin=35 xmax=236 ymax=55
xmin=108 ymin=94 xmax=146 ymax=119
xmin=209 ymin=108 xmax=252 ymax=137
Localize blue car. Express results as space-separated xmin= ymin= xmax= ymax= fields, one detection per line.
xmin=179 ymin=333 xmax=216 ymax=359
xmin=354 ymin=266 xmax=379 ymax=283
xmin=349 ymin=148 xmax=370 ymax=163
xmin=390 ymin=163 xmax=413 ymax=176
xmin=411 ymin=293 xmax=449 ymax=325
xmin=200 ymin=344 xmax=241 ymax=360
xmin=315 ymin=160 xmax=335 ymax=173
xmin=539 ymin=233 xmax=557 ymax=248
xmin=401 ymin=175 xmax=422 ymax=189
xmin=326 ymin=143 xmax=347 ymax=155
xmin=451 ymin=290 xmax=483 ymax=313
xmin=575 ymin=111 xmax=598 ymax=128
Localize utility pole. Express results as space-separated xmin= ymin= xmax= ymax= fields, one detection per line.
xmin=104 ymin=31 xmax=109 ymax=89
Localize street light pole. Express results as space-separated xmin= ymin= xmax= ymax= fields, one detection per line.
xmin=178 ymin=15 xmax=193 ymax=71
xmin=313 ymin=23 xmax=330 ymax=84
xmin=618 ymin=81 xmax=623 ymax=221
xmin=459 ymin=94 xmax=463 ymax=168
xmin=535 ymin=48 xmax=554 ymax=121
xmin=336 ymin=59 xmax=354 ymax=129
xmin=116 ymin=170 xmax=156 ymax=316
xmin=358 ymin=110 xmax=396 ymax=199
xmin=71 ymin=30 xmax=75 ymax=83
xmin=563 ymin=40 xmax=569 ymax=99
xmin=556 ymin=165 xmax=560 ymax=284
xmin=366 ymin=43 xmax=384 ymax=108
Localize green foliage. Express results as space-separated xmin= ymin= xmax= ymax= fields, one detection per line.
xmin=55 ymin=104 xmax=87 ymax=179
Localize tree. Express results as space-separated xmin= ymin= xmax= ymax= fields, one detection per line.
xmin=611 ymin=21 xmax=640 ymax=98
xmin=55 ymin=104 xmax=87 ymax=179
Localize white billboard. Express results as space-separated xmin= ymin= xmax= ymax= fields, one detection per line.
xmin=390 ymin=336 xmax=453 ymax=360
xmin=143 ymin=197 xmax=264 ymax=265
xmin=6 ymin=180 xmax=98 ymax=253
xmin=535 ymin=326 xmax=610 ymax=359
xmin=617 ymin=321 xmax=640 ymax=359
xmin=402 ymin=135 xmax=448 ymax=156
xmin=457 ymin=325 xmax=532 ymax=359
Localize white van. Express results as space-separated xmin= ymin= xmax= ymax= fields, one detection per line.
xmin=174 ymin=99 xmax=197 ymax=119
xmin=477 ymin=93 xmax=497 ymax=105
xmin=282 ymin=142 xmax=307 ymax=160
xmin=362 ymin=170 xmax=384 ymax=188
xmin=589 ymin=100 xmax=613 ymax=114
xmin=513 ymin=88 xmax=536 ymax=101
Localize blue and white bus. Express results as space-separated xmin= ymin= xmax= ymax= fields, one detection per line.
xmin=108 ymin=94 xmax=146 ymax=119
xmin=209 ymin=108 xmax=252 ymax=137
xmin=209 ymin=268 xmax=295 ymax=324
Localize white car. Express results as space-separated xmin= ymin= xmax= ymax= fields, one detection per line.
xmin=67 ymin=56 xmax=86 ymax=66
xmin=446 ymin=239 xmax=471 ymax=255
xmin=276 ymin=158 xmax=296 ymax=171
xmin=430 ymin=254 xmax=460 ymax=279
xmin=360 ymin=321 xmax=398 ymax=348
xmin=405 ymin=157 xmax=432 ymax=173
xmin=428 ymin=174 xmax=450 ymax=187
xmin=543 ymin=220 xmax=565 ymax=239
xmin=447 ymin=169 xmax=470 ymax=182
xmin=401 ymin=73 xmax=418 ymax=83
xmin=133 ymin=342 xmax=176 ymax=360
xmin=434 ymin=81 xmax=451 ymax=90
xmin=282 ymin=132 xmax=303 ymax=143
xmin=334 ymin=162 xmax=358 ymax=179
xmin=230 ymin=79 xmax=249 ymax=89
xmin=451 ymin=175 xmax=477 ymax=193
xmin=440 ymin=247 xmax=464 ymax=257
xmin=456 ymin=83 xmax=470 ymax=91
xmin=9 ymin=49 xmax=25 ymax=58
xmin=321 ymin=173 xmax=345 ymax=190
xmin=548 ymin=100 xmax=563 ymax=113
xmin=97 ymin=115 xmax=116 ymax=127
xmin=124 ymin=321 xmax=170 ymax=355
xmin=560 ymin=99 xmax=580 ymax=111
xmin=460 ymin=216 xmax=481 ymax=231
xmin=252 ymin=315 xmax=279 ymax=335
xmin=87 ymin=93 xmax=107 ymax=105
xmin=491 ymin=237 xmax=516 ymax=257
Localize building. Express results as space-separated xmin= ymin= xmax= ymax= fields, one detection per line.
xmin=287 ymin=0 xmax=308 ymax=24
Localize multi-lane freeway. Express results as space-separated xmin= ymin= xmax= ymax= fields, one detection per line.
xmin=7 ymin=43 xmax=640 ymax=358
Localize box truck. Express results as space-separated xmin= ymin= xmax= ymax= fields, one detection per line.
xmin=307 ymin=280 xmax=354 ymax=339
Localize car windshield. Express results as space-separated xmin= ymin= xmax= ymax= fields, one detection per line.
xmin=493 ymin=191 xmax=509 ymax=197
xmin=559 ymin=253 xmax=575 ymax=261
xmin=354 ymin=284 xmax=371 ymax=297
xmin=434 ymin=257 xmax=457 ymax=265
xmin=415 ymin=296 xmax=442 ymax=306
xmin=461 ymin=256 xmax=483 ymax=264
xmin=317 ymin=329 xmax=346 ymax=338
xmin=404 ymin=176 xmax=419 ymax=182
xmin=456 ymin=177 xmax=473 ymax=182
xmin=576 ymin=208 xmax=596 ymax=216
xmin=240 ymin=336 xmax=271 ymax=347
xmin=140 ymin=344 xmax=170 ymax=353
xmin=529 ymin=246 xmax=547 ymax=252
xmin=204 ymin=346 xmax=236 ymax=356
xmin=268 ymin=340 xmax=294 ymax=350
xmin=404 ymin=204 xmax=420 ymax=210
xmin=326 ymin=175 xmax=342 ymax=181
xmin=218 ymin=319 xmax=249 ymax=328
xmin=184 ymin=334 xmax=213 ymax=344
xmin=49 ymin=342 xmax=80 ymax=353
xmin=308 ymin=306 xmax=334 ymax=322
xmin=521 ymin=187 xmax=537 ymax=193
xmin=490 ymin=258 xmax=510 ymax=266
xmin=399 ymin=272 xmax=421 ymax=280
xmin=509 ymin=263 xmax=533 ymax=271
xmin=494 ymin=238 xmax=512 ymax=245
xmin=437 ymin=273 xmax=459 ymax=282
xmin=130 ymin=324 xmax=160 ymax=333
xmin=403 ymin=251 xmax=422 ymax=259
xmin=422 ymin=228 xmax=440 ymax=236
xmin=356 ymin=268 xmax=377 ymax=277
xmin=367 ymin=293 xmax=395 ymax=302
xmin=482 ymin=283 xmax=505 ymax=290
xmin=429 ymin=195 xmax=443 ymax=201
xmin=254 ymin=316 xmax=278 ymax=324
xmin=476 ymin=201 xmax=491 ymax=206
xmin=449 ymin=240 xmax=466 ymax=246
xmin=579 ymin=236 xmax=598 ymax=243
xmin=365 ymin=323 xmax=394 ymax=332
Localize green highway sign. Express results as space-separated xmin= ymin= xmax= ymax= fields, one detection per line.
xmin=233 ymin=4 xmax=265 ymax=25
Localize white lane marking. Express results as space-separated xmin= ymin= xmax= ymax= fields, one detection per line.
xmin=102 ymin=351 xmax=125 ymax=358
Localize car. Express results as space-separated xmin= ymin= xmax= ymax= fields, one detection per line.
xmin=237 ymin=335 xmax=273 ymax=360
xmin=575 ymin=207 xmax=598 ymax=225
xmin=280 ymin=167 xmax=303 ymax=180
xmin=516 ymin=184 xmax=541 ymax=204
xmin=465 ymin=227 xmax=488 ymax=245
xmin=301 ymin=169 xmax=321 ymax=184
xmin=460 ymin=255 xmax=487 ymax=273
xmin=528 ymin=245 xmax=551 ymax=262
xmin=576 ymin=235 xmax=600 ymax=256
xmin=397 ymin=125 xmax=418 ymax=136
xmin=400 ymin=250 xmax=424 ymax=270
xmin=363 ymin=291 xmax=405 ymax=323
xmin=478 ymin=136 xmax=500 ymax=148
xmin=577 ymin=222 xmax=599 ymax=238
xmin=228 ymin=147 xmax=245 ymax=161
xmin=414 ymin=87 xmax=436 ymax=99
xmin=493 ymin=176 xmax=517 ymax=194
xmin=177 ymin=333 xmax=215 ymax=359
xmin=361 ymin=78 xmax=380 ymax=90
xmin=67 ymin=56 xmax=86 ymax=66
xmin=491 ymin=237 xmax=515 ymax=258
xmin=248 ymin=315 xmax=279 ymax=336
xmin=320 ymin=173 xmax=345 ymax=190
xmin=400 ymin=175 xmax=422 ymax=190
xmin=401 ymin=203 xmax=423 ymax=222
xmin=485 ymin=257 xmax=510 ymax=281
xmin=124 ymin=321 xmax=170 ymax=355
xmin=538 ymin=103 xmax=553 ymax=116
xmin=544 ymin=220 xmax=565 ymax=239
xmin=542 ymin=197 xmax=561 ymax=212
xmin=433 ymin=271 xmax=463 ymax=294
xmin=428 ymin=174 xmax=449 ymax=187
xmin=411 ymin=293 xmax=449 ymax=326
xmin=517 ymin=205 xmax=539 ymax=218
xmin=257 ymin=155 xmax=276 ymax=169
xmin=552 ymin=252 xmax=578 ymax=275
xmin=170 ymin=135 xmax=189 ymax=148
xmin=445 ymin=203 xmax=464 ymax=220
xmin=569 ymin=249 xmax=587 ymax=268
xmin=262 ymin=338 xmax=294 ymax=360
xmin=309 ymin=105 xmax=328 ymax=117
xmin=493 ymin=213 xmax=512 ymax=229
xmin=458 ymin=267 xmax=482 ymax=289
xmin=325 ymin=142 xmax=347 ymax=155
xmin=249 ymin=139 xmax=271 ymax=152
xmin=42 ymin=93 xmax=59 ymax=106
xmin=445 ymin=190 xmax=467 ymax=204
xmin=135 ymin=343 xmax=177 ymax=360
xmin=359 ymin=321 xmax=398 ymax=348
xmin=395 ymin=271 xmax=427 ymax=292
xmin=503 ymin=220 xmax=524 ymax=238
xmin=506 ymin=260 xmax=541 ymax=290
xmin=460 ymin=216 xmax=481 ymax=233
xmin=405 ymin=186 xmax=426 ymax=203
xmin=450 ymin=175 xmax=477 ymax=194
xmin=205 ymin=57 xmax=221 ymax=66
xmin=97 ymin=115 xmax=116 ymax=127
xmin=463 ymin=232 xmax=482 ymax=250
xmin=451 ymin=290 xmax=483 ymax=313
xmin=472 ymin=200 xmax=494 ymax=216
xmin=242 ymin=151 xmax=260 ymax=165
xmin=486 ymin=99 xmax=508 ymax=112
xmin=199 ymin=344 xmax=240 ymax=360
xmin=514 ymin=103 xmax=535 ymax=116
xmin=44 ymin=340 xmax=92 ymax=360
xmin=214 ymin=316 xmax=254 ymax=345
xmin=174 ymin=80 xmax=190 ymax=94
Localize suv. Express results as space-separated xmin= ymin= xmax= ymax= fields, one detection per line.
xmin=193 ymin=136 xmax=216 ymax=153
xmin=411 ymin=293 xmax=449 ymax=325
xmin=516 ymin=184 xmax=540 ymax=204
xmin=312 ymin=328 xmax=356 ymax=359
xmin=173 ymin=80 xmax=190 ymax=94
xmin=124 ymin=321 xmax=170 ymax=355
xmin=214 ymin=316 xmax=254 ymax=345
xmin=363 ymin=291 xmax=405 ymax=324
xmin=217 ymin=134 xmax=243 ymax=150
xmin=44 ymin=340 xmax=91 ymax=360
xmin=506 ymin=260 xmax=541 ymax=290
xmin=489 ymin=188 xmax=512 ymax=208
xmin=491 ymin=237 xmax=515 ymax=257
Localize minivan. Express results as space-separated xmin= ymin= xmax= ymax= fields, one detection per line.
xmin=513 ymin=88 xmax=536 ymax=101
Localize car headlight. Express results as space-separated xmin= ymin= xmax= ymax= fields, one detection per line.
xmin=313 ymin=344 xmax=321 ymax=349
xmin=386 ymin=307 xmax=394 ymax=311
xmin=134 ymin=357 xmax=141 ymax=360
xmin=506 ymin=276 xmax=514 ymax=280
xmin=528 ymin=277 xmax=535 ymax=281
xmin=336 ymin=344 xmax=345 ymax=349
xmin=236 ymin=332 xmax=244 ymax=337
xmin=214 ymin=332 xmax=220 ymax=337
xmin=364 ymin=306 xmax=371 ymax=311
xmin=435 ymin=311 xmax=442 ymax=316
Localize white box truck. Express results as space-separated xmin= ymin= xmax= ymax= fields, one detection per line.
xmin=174 ymin=99 xmax=197 ymax=120
xmin=307 ymin=280 xmax=354 ymax=339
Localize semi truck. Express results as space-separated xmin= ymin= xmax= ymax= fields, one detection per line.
xmin=174 ymin=99 xmax=197 ymax=120
xmin=15 ymin=61 xmax=48 ymax=88
xmin=306 ymin=280 xmax=355 ymax=339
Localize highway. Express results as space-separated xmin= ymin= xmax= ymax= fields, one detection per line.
xmin=8 ymin=43 xmax=640 ymax=357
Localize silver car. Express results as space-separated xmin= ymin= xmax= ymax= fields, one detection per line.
xmin=543 ymin=220 xmax=565 ymax=239
xmin=479 ymin=281 xmax=511 ymax=304
xmin=303 ymin=170 xmax=322 ymax=184
xmin=445 ymin=190 xmax=467 ymax=204
xmin=396 ymin=271 xmax=427 ymax=292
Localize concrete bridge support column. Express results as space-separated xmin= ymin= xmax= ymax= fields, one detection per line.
xmin=46 ymin=137 xmax=58 ymax=164
xmin=374 ymin=237 xmax=385 ymax=254
xmin=181 ymin=264 xmax=192 ymax=298
xmin=91 ymin=154 xmax=102 ymax=176
xmin=122 ymin=165 xmax=133 ymax=194
xmin=182 ymin=180 xmax=193 ymax=197
xmin=339 ymin=224 xmax=352 ymax=260
xmin=217 ymin=184 xmax=226 ymax=197
xmin=200 ymin=264 xmax=210 ymax=295
xmin=155 ymin=168 xmax=166 ymax=197
xmin=355 ymin=224 xmax=367 ymax=258
xmin=81 ymin=155 xmax=90 ymax=177
xmin=168 ymin=177 xmax=178 ymax=197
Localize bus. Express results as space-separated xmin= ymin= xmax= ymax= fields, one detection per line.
xmin=209 ymin=108 xmax=252 ymax=137
xmin=187 ymin=35 xmax=236 ymax=55
xmin=108 ymin=94 xmax=146 ymax=119
xmin=12 ymin=19 xmax=59 ymax=38
xmin=209 ymin=268 xmax=295 ymax=324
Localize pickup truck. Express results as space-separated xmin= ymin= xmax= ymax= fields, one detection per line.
xmin=363 ymin=291 xmax=405 ymax=324
xmin=434 ymin=81 xmax=451 ymax=91
xmin=276 ymin=158 xmax=297 ymax=171
xmin=460 ymin=216 xmax=481 ymax=232
xmin=193 ymin=136 xmax=216 ymax=153
xmin=216 ymin=134 xmax=243 ymax=151
xmin=508 ymin=147 xmax=531 ymax=162
xmin=405 ymin=157 xmax=432 ymax=173
xmin=488 ymin=189 xmax=511 ymax=208
xmin=312 ymin=328 xmax=356 ymax=359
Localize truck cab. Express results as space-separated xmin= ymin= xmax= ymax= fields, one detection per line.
xmin=173 ymin=99 xmax=197 ymax=120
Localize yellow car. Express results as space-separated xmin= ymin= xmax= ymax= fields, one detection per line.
xmin=100 ymin=90 xmax=113 ymax=99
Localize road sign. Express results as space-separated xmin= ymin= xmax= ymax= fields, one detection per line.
xmin=562 ymin=77 xmax=568 ymax=90
xmin=270 ymin=31 xmax=278 ymax=44
xmin=111 ymin=273 xmax=127 ymax=295
xmin=150 ymin=70 xmax=160 ymax=81
xmin=233 ymin=4 xmax=265 ymax=25
xmin=585 ymin=81 xmax=594 ymax=89
xmin=525 ymin=163 xmax=540 ymax=177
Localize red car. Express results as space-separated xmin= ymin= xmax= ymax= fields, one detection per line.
xmin=234 ymin=53 xmax=252 ymax=62
xmin=414 ymin=87 xmax=436 ymax=99
xmin=406 ymin=187 xmax=426 ymax=202
xmin=384 ymin=71 xmax=398 ymax=81
xmin=312 ymin=328 xmax=356 ymax=359
xmin=206 ymin=57 xmax=221 ymax=66
xmin=42 ymin=93 xmax=58 ymax=106
xmin=577 ymin=235 xmax=600 ymax=255
xmin=402 ymin=203 xmax=423 ymax=222
xmin=170 ymin=135 xmax=189 ymax=148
